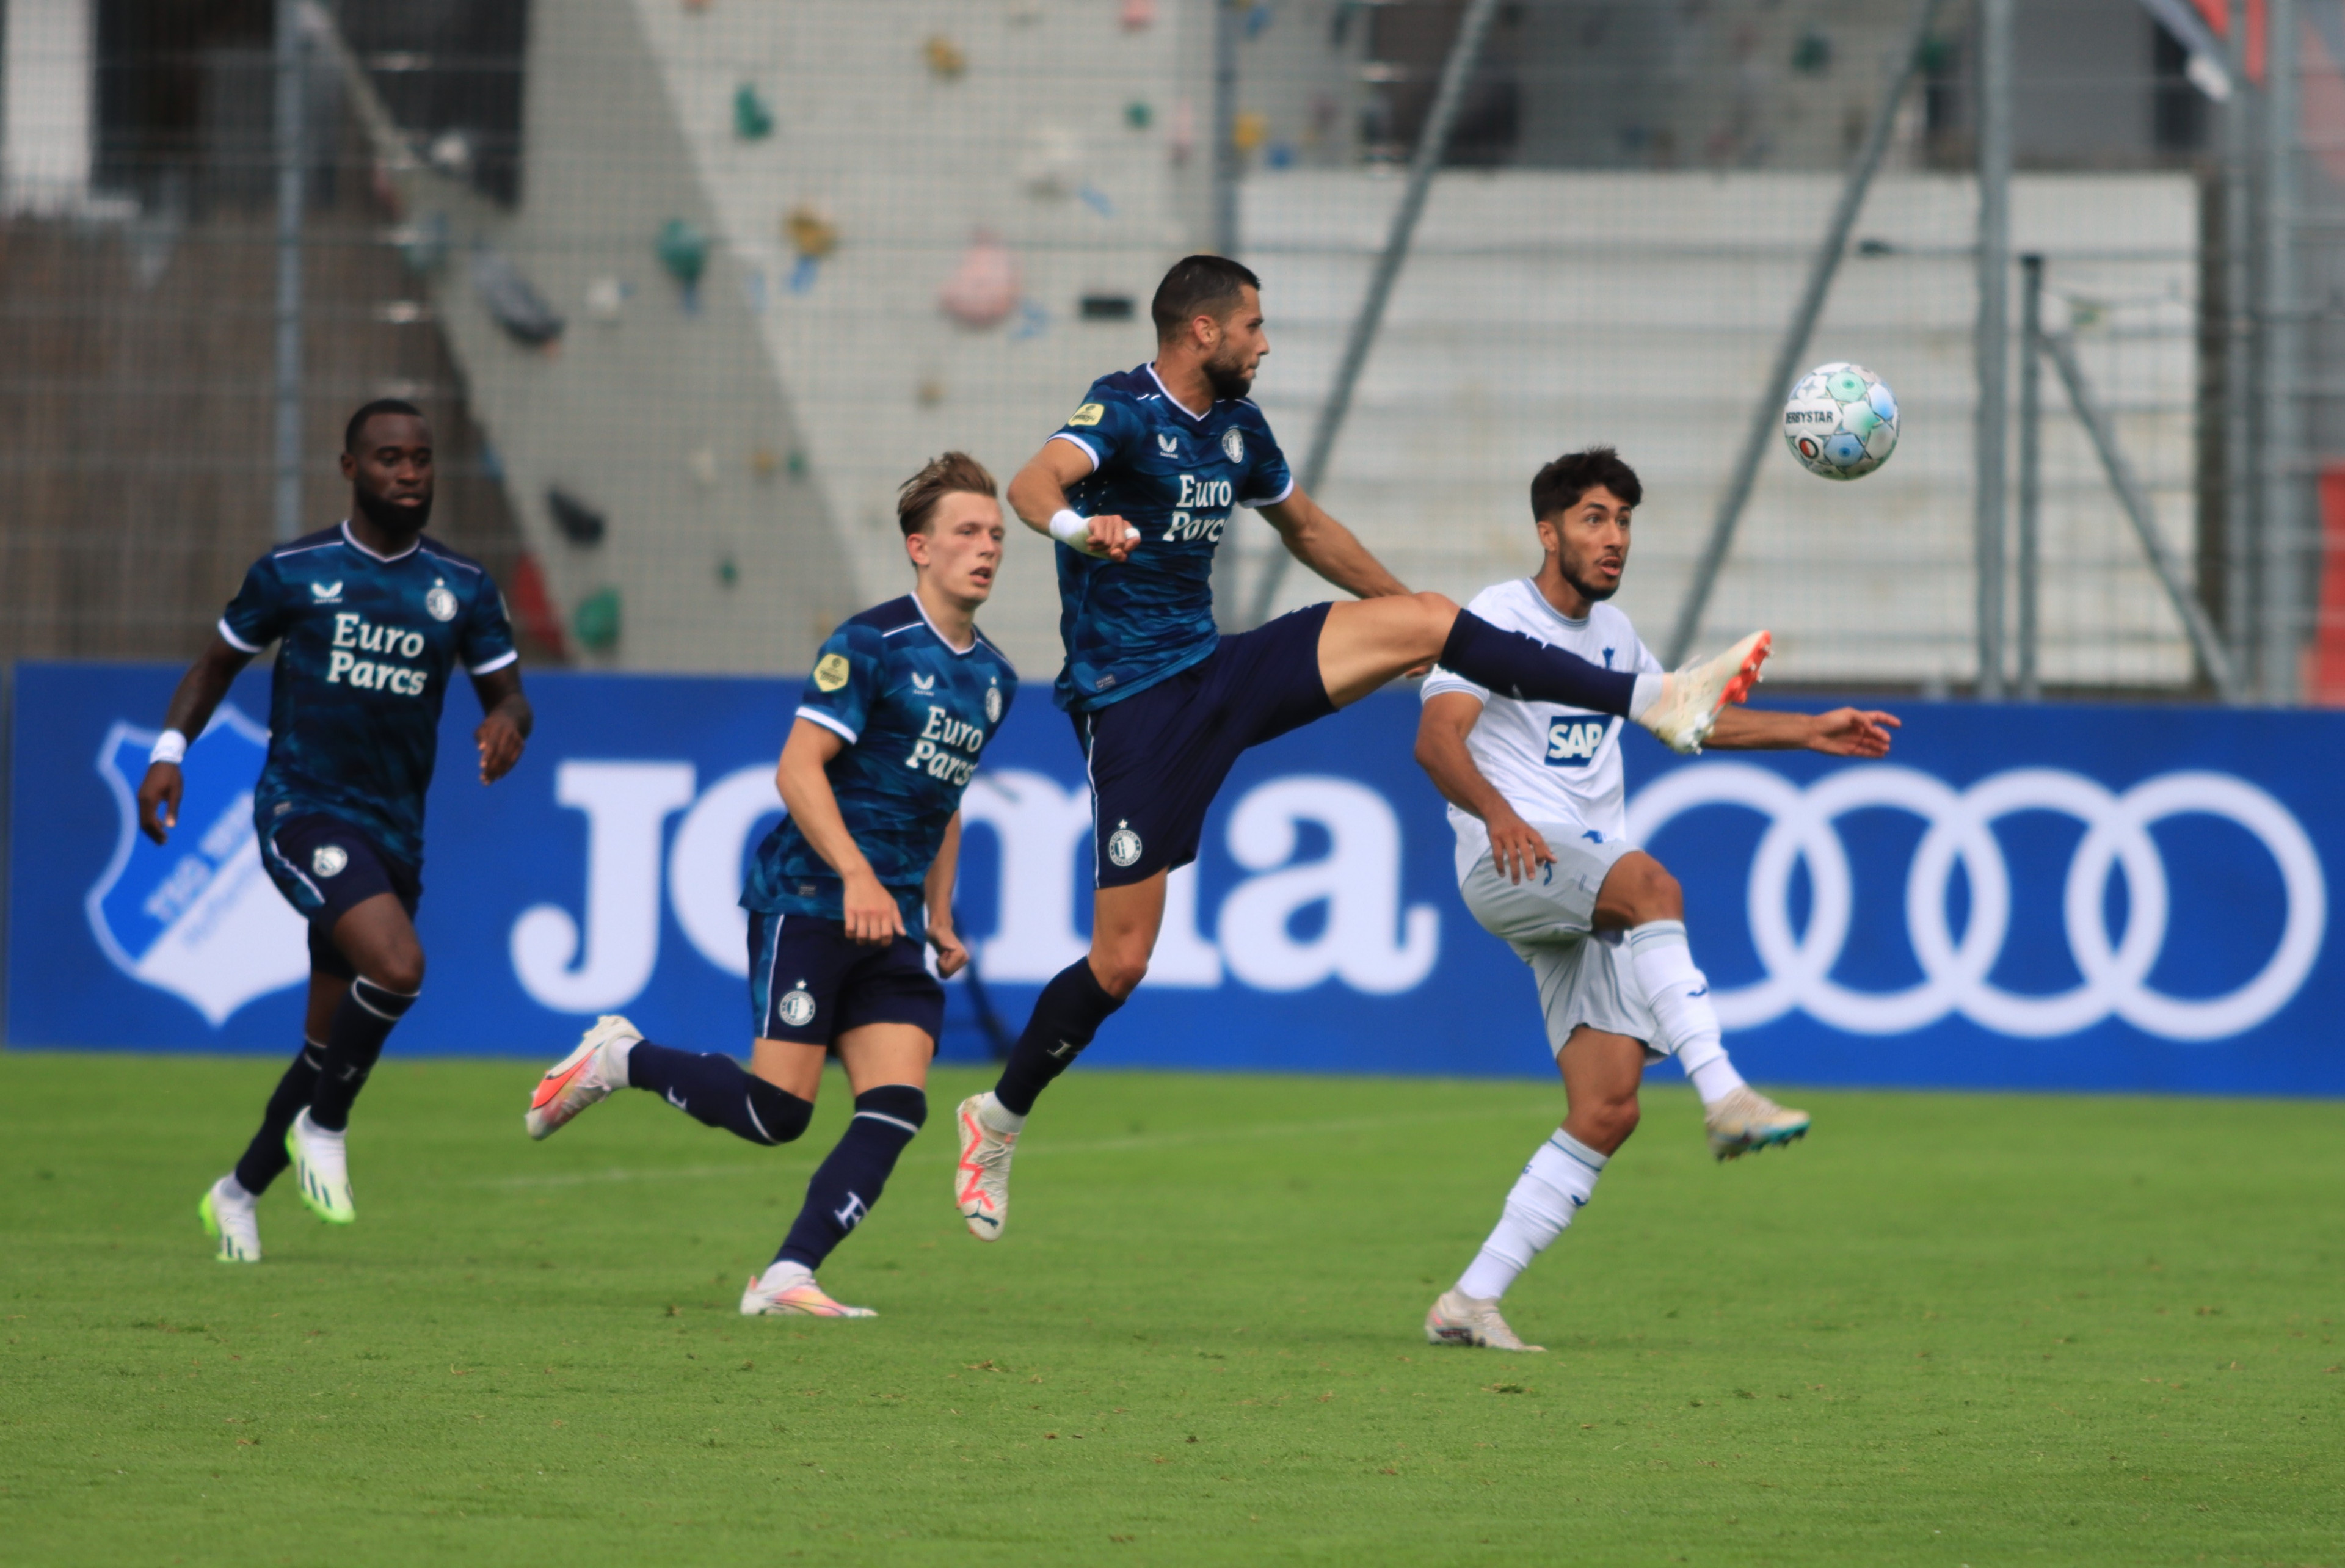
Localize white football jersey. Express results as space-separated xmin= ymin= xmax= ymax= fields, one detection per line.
xmin=1420 ymin=578 xmax=1662 ymax=882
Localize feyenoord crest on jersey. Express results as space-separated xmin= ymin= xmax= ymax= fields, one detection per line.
xmin=1221 ymin=428 xmax=1245 ymax=463
xmin=311 ymin=844 xmax=349 ymax=877
xmin=984 ymin=684 xmax=1003 ymax=723
xmin=1107 ymin=819 xmax=1143 ymax=868
xmin=425 ymin=583 xmax=458 ymax=622
xmin=778 ymin=985 xmax=817 ymax=1028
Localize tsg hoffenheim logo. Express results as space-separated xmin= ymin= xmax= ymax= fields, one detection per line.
xmin=85 ymin=708 xmax=308 ymax=1025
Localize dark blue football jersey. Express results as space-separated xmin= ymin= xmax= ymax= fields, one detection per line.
xmin=1047 ymin=363 xmax=1293 ymax=711
xmin=743 ymin=595 xmax=1017 ymax=935
xmin=219 ymin=521 xmax=518 ymax=868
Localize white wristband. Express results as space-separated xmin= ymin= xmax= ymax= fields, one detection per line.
xmin=150 ymin=729 xmax=189 ymax=766
xmin=1048 ymin=509 xmax=1096 ymax=551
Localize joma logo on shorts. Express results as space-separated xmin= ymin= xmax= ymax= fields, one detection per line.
xmin=1544 ymin=718 xmax=1612 ymax=768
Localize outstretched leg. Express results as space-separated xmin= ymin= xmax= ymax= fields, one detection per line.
xmin=1594 ymin=852 xmax=1808 ymax=1160
xmin=1316 ymin=593 xmax=1767 ymax=752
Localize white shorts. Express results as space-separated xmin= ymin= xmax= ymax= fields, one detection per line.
xmin=1459 ymin=823 xmax=1663 ymax=1060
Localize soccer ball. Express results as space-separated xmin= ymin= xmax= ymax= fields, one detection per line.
xmin=1782 ymin=361 xmax=1899 ymax=480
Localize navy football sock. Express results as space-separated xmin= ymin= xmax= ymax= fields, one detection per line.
xmin=776 ymin=1085 xmax=928 ymax=1271
xmin=1439 ymin=610 xmax=1640 ymax=716
xmin=308 ymin=977 xmax=416 ymax=1132
xmin=627 ymin=1042 xmax=812 ymax=1147
xmin=232 ymin=1038 xmax=327 ymax=1195
xmin=992 ymin=959 xmax=1125 ymax=1116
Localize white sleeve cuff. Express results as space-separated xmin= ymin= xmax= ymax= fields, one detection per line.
xmin=794 ymin=706 xmax=859 ymax=746
xmin=1419 ymin=672 xmax=1489 ymax=705
xmin=1237 ymin=474 xmax=1295 ymax=509
xmin=1047 ymin=431 xmax=1102 ymax=472
xmin=468 ymin=649 xmax=520 ymax=676
xmin=216 ymin=619 xmax=262 ymax=653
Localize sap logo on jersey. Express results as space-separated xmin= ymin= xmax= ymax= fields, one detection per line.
xmin=84 ymin=707 xmax=309 ymax=1024
xmin=327 ymin=613 xmax=430 ymax=695
xmin=1545 ymin=717 xmax=1613 ymax=768
xmin=905 ymin=706 xmax=984 ymax=785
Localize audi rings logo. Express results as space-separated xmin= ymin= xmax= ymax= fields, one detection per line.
xmin=1628 ymin=764 xmax=2327 ymax=1043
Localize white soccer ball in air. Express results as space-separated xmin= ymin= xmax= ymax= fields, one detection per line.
xmin=1783 ymin=361 xmax=1899 ymax=480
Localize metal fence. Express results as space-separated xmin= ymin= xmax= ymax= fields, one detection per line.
xmin=1 ymin=0 xmax=2335 ymax=702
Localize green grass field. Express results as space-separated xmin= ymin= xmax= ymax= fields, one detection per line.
xmin=1 ymin=1053 xmax=2338 ymax=1567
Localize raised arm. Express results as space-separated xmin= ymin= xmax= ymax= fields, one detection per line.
xmin=922 ymin=811 xmax=969 ymax=978
xmin=136 ymin=633 xmax=256 ymax=843
xmin=1706 ymin=705 xmax=1898 ymax=757
xmin=468 ymin=663 xmax=534 ymax=784
xmin=1257 ymin=484 xmax=1411 ymax=601
xmin=1006 ymin=440 xmax=1139 ymax=564
xmin=1414 ymin=691 xmax=1555 ymax=885
xmin=774 ymin=717 xmax=901 ymax=945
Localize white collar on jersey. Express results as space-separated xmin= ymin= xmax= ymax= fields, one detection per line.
xmin=1519 ymin=577 xmax=1594 ymax=631
xmin=906 ymin=590 xmax=979 ymax=656
xmin=1145 ymin=362 xmax=1212 ymax=424
xmin=340 ymin=518 xmax=421 ymax=564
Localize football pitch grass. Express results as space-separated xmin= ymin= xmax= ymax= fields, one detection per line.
xmin=1 ymin=1054 xmax=2337 ymax=1567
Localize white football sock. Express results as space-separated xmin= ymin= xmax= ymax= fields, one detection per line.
xmin=608 ymin=1034 xmax=636 ymax=1087
xmin=976 ymin=1091 xmax=1026 ymax=1137
xmin=1628 ymin=672 xmax=1666 ymax=719
xmin=216 ymin=1173 xmax=255 ymax=1205
xmin=759 ymin=1258 xmax=813 ymax=1291
xmin=1628 ymin=918 xmax=1725 ymax=1055
xmin=1456 ymin=1130 xmax=1607 ymax=1301
xmin=1673 ymin=1032 xmax=1748 ymax=1107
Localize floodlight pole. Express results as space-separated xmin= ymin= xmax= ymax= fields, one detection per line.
xmin=272 ymin=0 xmax=306 ymax=543
xmin=2015 ymin=253 xmax=2043 ymax=700
xmin=2222 ymin=0 xmax=2256 ymax=686
xmin=1974 ymin=0 xmax=2013 ymax=699
xmin=2258 ymin=0 xmax=2302 ymax=702
xmin=1663 ymin=0 xmax=1950 ymax=667
xmin=1242 ymin=0 xmax=1504 ymax=628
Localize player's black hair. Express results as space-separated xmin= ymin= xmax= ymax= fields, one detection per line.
xmin=896 ymin=451 xmax=998 ymax=537
xmin=1150 ymin=255 xmax=1262 ymax=341
xmin=1531 ymin=447 xmax=1643 ymax=520
xmin=344 ymin=398 xmax=426 ymax=454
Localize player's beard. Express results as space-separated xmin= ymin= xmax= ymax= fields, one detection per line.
xmin=1202 ymin=346 xmax=1256 ymax=402
xmin=1560 ymin=556 xmax=1619 ymax=603
xmin=355 ymin=485 xmax=432 ymax=537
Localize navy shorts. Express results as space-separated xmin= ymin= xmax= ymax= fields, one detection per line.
xmin=1078 ymin=603 xmax=1336 ymax=887
xmin=261 ymin=813 xmax=423 ymax=980
xmin=748 ymin=912 xmax=945 ymax=1046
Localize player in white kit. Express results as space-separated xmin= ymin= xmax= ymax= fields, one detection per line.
xmin=1415 ymin=448 xmax=1898 ymax=1352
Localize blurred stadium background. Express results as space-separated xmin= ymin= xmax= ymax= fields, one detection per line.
xmin=2 ymin=0 xmax=2335 ymax=700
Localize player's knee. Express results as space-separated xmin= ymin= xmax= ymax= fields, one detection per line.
xmin=1593 ymin=1095 xmax=1641 ymax=1150
xmin=1090 ymin=948 xmax=1150 ymax=999
xmin=1411 ymin=590 xmax=1458 ymax=650
xmin=1598 ymin=854 xmax=1682 ymax=927
xmin=366 ymin=948 xmax=425 ymax=997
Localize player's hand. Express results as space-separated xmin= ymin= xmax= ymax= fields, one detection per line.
xmin=136 ymin=763 xmax=183 ymax=844
xmin=842 ymin=869 xmax=905 ymax=946
xmin=1087 ymin=513 xmax=1141 ymax=564
xmin=1806 ymin=707 xmax=1899 ymax=758
xmin=1486 ymin=808 xmax=1555 ymax=885
xmin=475 ymin=711 xmax=526 ymax=783
xmin=928 ymin=920 xmax=970 ymax=979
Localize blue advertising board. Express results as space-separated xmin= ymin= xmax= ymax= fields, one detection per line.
xmin=7 ymin=660 xmax=2340 ymax=1094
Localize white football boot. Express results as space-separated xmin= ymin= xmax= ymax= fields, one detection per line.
xmin=285 ymin=1109 xmax=354 ymax=1225
xmin=198 ymin=1177 xmax=261 ymax=1263
xmin=1704 ymin=1086 xmax=1812 ymax=1161
xmin=525 ymin=1015 xmax=639 ymax=1140
xmin=1425 ymin=1288 xmax=1545 ymax=1352
xmin=740 ymin=1265 xmax=875 ymax=1318
xmin=953 ymin=1094 xmax=1018 ymax=1241
xmin=1635 ymin=631 xmax=1772 ymax=755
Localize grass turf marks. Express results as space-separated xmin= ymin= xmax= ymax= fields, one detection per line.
xmin=2 ymin=1053 xmax=2340 ymax=1566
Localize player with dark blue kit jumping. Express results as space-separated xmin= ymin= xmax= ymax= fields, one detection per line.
xmin=951 ymin=255 xmax=1776 ymax=1240
xmin=525 ymin=453 xmax=1016 ymax=1318
xmin=137 ymin=399 xmax=533 ymax=1263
